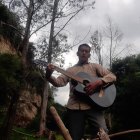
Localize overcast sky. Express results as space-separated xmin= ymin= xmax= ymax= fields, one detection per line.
xmin=48 ymin=0 xmax=140 ymax=105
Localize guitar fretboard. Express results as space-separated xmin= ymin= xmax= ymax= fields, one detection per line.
xmin=54 ymin=66 xmax=83 ymax=84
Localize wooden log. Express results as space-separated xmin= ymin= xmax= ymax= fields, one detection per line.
xmin=93 ymin=129 xmax=140 ymax=140
xmin=49 ymin=106 xmax=72 ymax=140
xmin=97 ymin=128 xmax=110 ymax=140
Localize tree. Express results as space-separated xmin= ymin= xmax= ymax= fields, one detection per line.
xmin=90 ymin=30 xmax=103 ymax=65
xmin=90 ymin=16 xmax=123 ymax=68
xmin=110 ymin=54 xmax=140 ymax=132
xmin=0 ymin=54 xmax=23 ymax=140
xmin=0 ymin=3 xmax=22 ymax=50
xmin=103 ymin=16 xmax=123 ymax=69
xmin=2 ymin=0 xmax=95 ymax=67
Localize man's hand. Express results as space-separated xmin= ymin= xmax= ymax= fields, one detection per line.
xmin=46 ymin=64 xmax=55 ymax=79
xmin=84 ymin=80 xmax=104 ymax=95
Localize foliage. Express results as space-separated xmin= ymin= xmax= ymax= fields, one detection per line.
xmin=26 ymin=113 xmax=41 ymax=132
xmin=11 ymin=126 xmax=64 ymax=140
xmin=36 ymin=33 xmax=72 ymax=65
xmin=0 ymin=54 xmax=23 ymax=105
xmin=5 ymin=0 xmax=53 ymax=36
xmin=110 ymin=54 xmax=140 ymax=132
xmin=0 ymin=3 xmax=22 ymax=49
xmin=11 ymin=127 xmax=47 ymax=140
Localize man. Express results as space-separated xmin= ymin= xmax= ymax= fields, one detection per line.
xmin=46 ymin=43 xmax=116 ymax=140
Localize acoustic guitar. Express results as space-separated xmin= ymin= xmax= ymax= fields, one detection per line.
xmin=34 ymin=59 xmax=116 ymax=109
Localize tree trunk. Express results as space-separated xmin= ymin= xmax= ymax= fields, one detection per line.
xmin=21 ymin=0 xmax=34 ymax=68
xmin=38 ymin=81 xmax=49 ymax=135
xmin=38 ymin=0 xmax=59 ymax=135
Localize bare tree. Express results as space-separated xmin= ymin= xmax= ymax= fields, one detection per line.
xmin=103 ymin=16 xmax=123 ymax=69
xmin=90 ymin=16 xmax=123 ymax=68
xmin=90 ymin=30 xmax=103 ymax=65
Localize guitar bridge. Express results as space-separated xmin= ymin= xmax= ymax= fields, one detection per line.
xmin=99 ymin=89 xmax=104 ymax=97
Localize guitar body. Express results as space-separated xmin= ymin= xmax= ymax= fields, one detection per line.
xmin=73 ymin=72 xmax=116 ymax=109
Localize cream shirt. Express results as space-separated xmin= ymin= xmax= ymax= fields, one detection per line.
xmin=47 ymin=63 xmax=116 ymax=110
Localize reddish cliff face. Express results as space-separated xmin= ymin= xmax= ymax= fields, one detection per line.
xmin=0 ymin=36 xmax=42 ymax=127
xmin=15 ymin=90 xmax=41 ymax=127
xmin=0 ymin=36 xmax=16 ymax=54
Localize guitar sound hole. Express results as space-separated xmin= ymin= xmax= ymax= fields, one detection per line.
xmin=83 ymin=80 xmax=90 ymax=86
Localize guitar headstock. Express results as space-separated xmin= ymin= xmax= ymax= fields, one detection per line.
xmin=34 ymin=59 xmax=48 ymax=67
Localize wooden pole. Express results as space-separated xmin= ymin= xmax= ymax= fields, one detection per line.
xmin=93 ymin=129 xmax=140 ymax=140
xmin=49 ymin=106 xmax=72 ymax=140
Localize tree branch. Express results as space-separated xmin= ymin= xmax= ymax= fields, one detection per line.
xmin=54 ymin=6 xmax=84 ymax=38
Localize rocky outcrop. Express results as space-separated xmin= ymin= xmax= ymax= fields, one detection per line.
xmin=0 ymin=36 xmax=16 ymax=54
xmin=0 ymin=36 xmax=42 ymax=127
xmin=15 ymin=90 xmax=41 ymax=127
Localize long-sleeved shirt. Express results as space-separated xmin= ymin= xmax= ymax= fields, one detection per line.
xmin=47 ymin=62 xmax=116 ymax=110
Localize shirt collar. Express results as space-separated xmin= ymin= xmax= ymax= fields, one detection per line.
xmin=76 ymin=62 xmax=89 ymax=66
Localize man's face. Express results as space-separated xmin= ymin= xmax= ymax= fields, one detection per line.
xmin=77 ymin=46 xmax=90 ymax=63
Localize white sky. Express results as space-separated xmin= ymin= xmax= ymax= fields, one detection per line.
xmin=53 ymin=0 xmax=140 ymax=106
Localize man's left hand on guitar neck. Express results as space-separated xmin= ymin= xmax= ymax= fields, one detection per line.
xmin=84 ymin=80 xmax=105 ymax=95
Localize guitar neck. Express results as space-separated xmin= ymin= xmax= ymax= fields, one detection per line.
xmin=34 ymin=59 xmax=84 ymax=84
xmin=54 ymin=66 xmax=83 ymax=84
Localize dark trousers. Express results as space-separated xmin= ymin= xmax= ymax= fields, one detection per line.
xmin=65 ymin=108 xmax=108 ymax=140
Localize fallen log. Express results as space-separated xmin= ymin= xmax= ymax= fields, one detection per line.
xmin=50 ymin=106 xmax=72 ymax=140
